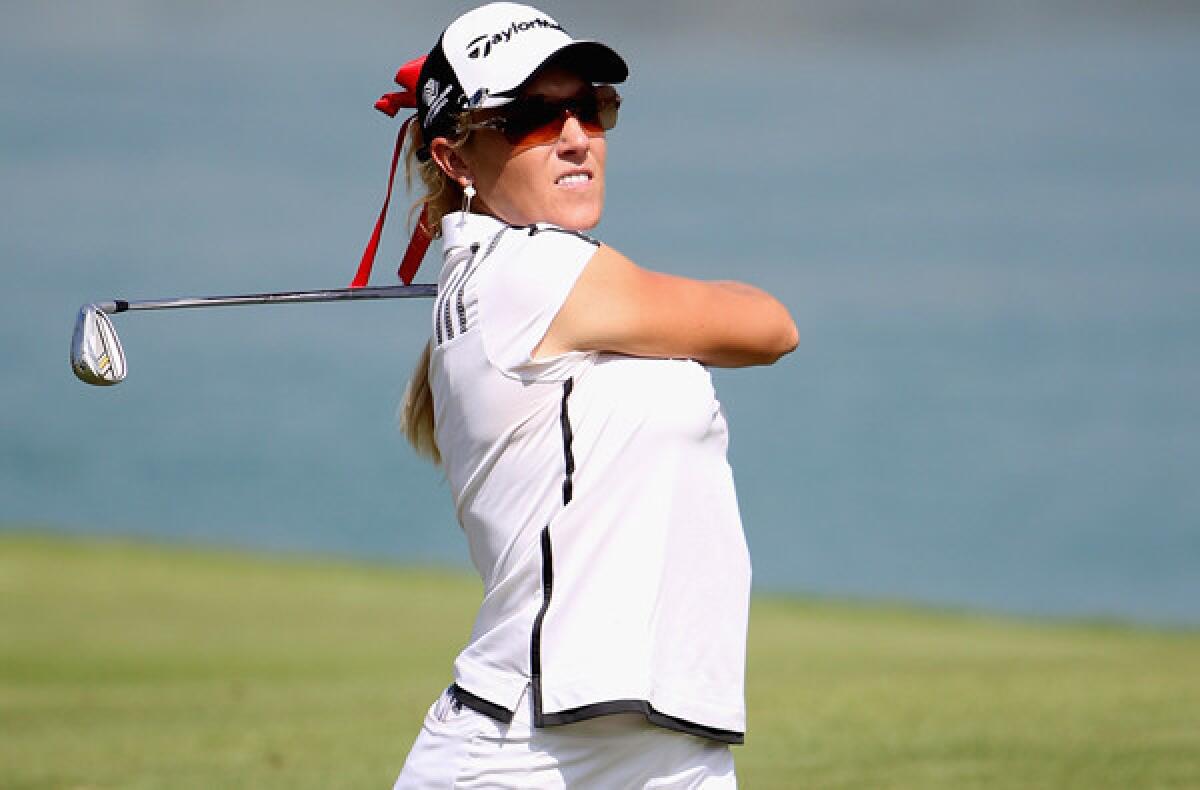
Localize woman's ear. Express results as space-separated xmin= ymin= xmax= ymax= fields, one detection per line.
xmin=429 ymin=137 xmax=473 ymax=187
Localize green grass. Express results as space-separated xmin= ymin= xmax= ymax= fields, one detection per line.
xmin=2 ymin=532 xmax=1197 ymax=789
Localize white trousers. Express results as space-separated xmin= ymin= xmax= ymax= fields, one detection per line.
xmin=393 ymin=686 xmax=737 ymax=789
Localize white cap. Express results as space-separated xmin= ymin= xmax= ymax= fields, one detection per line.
xmin=416 ymin=3 xmax=628 ymax=147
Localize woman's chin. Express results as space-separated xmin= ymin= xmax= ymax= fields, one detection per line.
xmin=550 ymin=196 xmax=604 ymax=231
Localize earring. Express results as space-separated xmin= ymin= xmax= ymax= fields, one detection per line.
xmin=461 ymin=181 xmax=476 ymax=215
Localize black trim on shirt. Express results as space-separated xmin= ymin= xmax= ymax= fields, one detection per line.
xmin=558 ymin=378 xmax=576 ymax=506
xmin=530 ymin=525 xmax=555 ymax=724
xmin=481 ymin=227 xmax=508 ymax=261
xmin=435 ymin=247 xmax=473 ymax=345
xmin=449 ymin=683 xmax=514 ymax=723
xmin=454 ymin=243 xmax=478 ymax=334
xmin=540 ymin=700 xmax=745 ymax=745
xmin=531 ymin=378 xmax=574 ymax=724
xmin=442 ymin=269 xmax=459 ymax=341
xmin=465 ymin=216 xmax=599 ymax=247
xmin=449 ymin=686 xmax=746 ymax=746
xmin=525 ymin=224 xmax=601 ymax=247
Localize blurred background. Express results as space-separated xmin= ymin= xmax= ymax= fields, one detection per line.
xmin=3 ymin=1 xmax=1198 ymax=625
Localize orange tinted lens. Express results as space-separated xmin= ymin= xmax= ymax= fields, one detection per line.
xmin=508 ymin=119 xmax=563 ymax=150
xmin=509 ymin=116 xmax=606 ymax=151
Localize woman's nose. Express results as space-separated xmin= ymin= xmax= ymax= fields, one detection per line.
xmin=557 ymin=113 xmax=591 ymax=152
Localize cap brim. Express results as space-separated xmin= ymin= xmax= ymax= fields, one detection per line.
xmin=488 ymin=40 xmax=628 ymax=103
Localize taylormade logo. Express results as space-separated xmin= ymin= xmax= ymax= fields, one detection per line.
xmin=424 ymin=82 xmax=455 ymax=125
xmin=466 ymin=17 xmax=563 ymax=59
xmin=422 ymin=79 xmax=440 ymax=107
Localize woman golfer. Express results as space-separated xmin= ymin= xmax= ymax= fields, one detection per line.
xmin=366 ymin=3 xmax=797 ymax=786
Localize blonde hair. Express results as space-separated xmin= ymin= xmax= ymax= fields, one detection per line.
xmin=398 ymin=119 xmax=471 ymax=466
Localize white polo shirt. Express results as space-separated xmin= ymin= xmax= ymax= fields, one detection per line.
xmin=427 ymin=211 xmax=751 ymax=743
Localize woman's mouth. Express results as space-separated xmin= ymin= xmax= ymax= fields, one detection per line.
xmin=556 ymin=171 xmax=592 ymax=188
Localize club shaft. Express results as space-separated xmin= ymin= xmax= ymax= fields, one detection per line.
xmin=96 ymin=284 xmax=437 ymax=315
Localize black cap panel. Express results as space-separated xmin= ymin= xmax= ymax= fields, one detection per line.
xmin=416 ymin=33 xmax=468 ymax=151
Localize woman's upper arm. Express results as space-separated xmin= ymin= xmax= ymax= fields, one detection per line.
xmin=536 ymin=245 xmax=799 ymax=367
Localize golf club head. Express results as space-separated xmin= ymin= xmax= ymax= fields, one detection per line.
xmin=71 ymin=304 xmax=127 ymax=386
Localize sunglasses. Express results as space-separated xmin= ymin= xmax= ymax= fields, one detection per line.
xmin=464 ymin=85 xmax=621 ymax=151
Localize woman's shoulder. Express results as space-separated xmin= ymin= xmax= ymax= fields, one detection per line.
xmin=476 ymin=222 xmax=602 ymax=287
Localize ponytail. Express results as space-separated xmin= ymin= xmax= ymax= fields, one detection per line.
xmin=399 ymin=340 xmax=440 ymax=465
xmin=397 ymin=118 xmax=473 ymax=466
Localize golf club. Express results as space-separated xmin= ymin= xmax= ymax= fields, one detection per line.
xmin=70 ymin=283 xmax=437 ymax=386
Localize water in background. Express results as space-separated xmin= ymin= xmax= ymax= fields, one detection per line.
xmin=2 ymin=3 xmax=1198 ymax=625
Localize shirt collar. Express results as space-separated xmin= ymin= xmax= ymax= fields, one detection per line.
xmin=441 ymin=211 xmax=510 ymax=253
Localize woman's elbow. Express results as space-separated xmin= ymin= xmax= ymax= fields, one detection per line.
xmin=761 ymin=319 xmax=799 ymax=364
xmin=700 ymin=290 xmax=798 ymax=366
xmin=730 ymin=314 xmax=798 ymax=367
xmin=778 ymin=318 xmax=800 ymax=358
xmin=760 ymin=302 xmax=799 ymax=362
